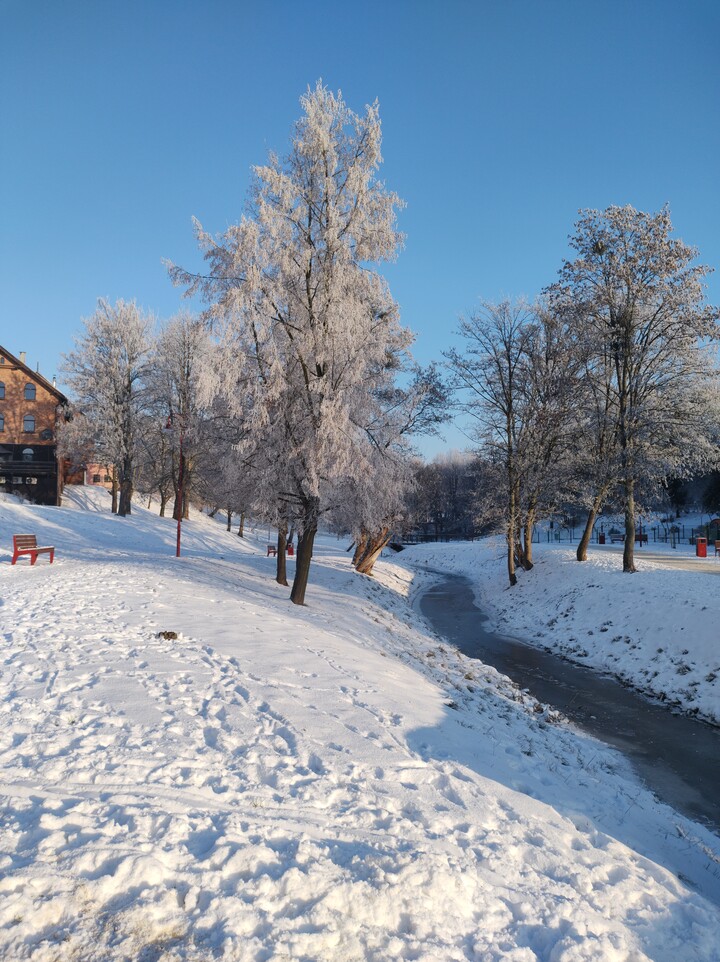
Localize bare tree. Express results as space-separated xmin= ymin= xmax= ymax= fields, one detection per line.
xmin=446 ymin=301 xmax=537 ymax=586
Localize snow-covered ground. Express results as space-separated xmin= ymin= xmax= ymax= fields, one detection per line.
xmin=399 ymin=539 xmax=720 ymax=726
xmin=1 ymin=487 xmax=719 ymax=961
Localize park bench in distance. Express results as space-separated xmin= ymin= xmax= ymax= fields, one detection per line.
xmin=11 ymin=534 xmax=55 ymax=566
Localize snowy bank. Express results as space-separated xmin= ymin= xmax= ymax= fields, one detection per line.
xmin=399 ymin=539 xmax=720 ymax=727
xmin=0 ymin=490 xmax=719 ymax=961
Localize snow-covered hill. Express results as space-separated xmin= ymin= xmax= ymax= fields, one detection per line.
xmin=0 ymin=489 xmax=719 ymax=960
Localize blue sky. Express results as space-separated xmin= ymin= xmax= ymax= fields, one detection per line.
xmin=2 ymin=0 xmax=718 ymax=456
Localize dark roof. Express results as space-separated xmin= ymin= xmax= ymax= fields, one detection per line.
xmin=0 ymin=344 xmax=68 ymax=404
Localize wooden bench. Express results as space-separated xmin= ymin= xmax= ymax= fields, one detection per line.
xmin=12 ymin=534 xmax=55 ymax=566
xmin=267 ymin=545 xmax=277 ymax=557
xmin=715 ymin=541 xmax=720 ymax=557
xmin=609 ymin=532 xmax=624 ymax=543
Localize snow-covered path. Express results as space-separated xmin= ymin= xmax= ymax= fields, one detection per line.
xmin=1 ymin=490 xmax=719 ymax=960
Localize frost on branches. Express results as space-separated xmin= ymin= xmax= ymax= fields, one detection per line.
xmin=169 ymin=83 xmax=412 ymax=604
xmin=62 ymin=299 xmax=154 ymax=517
xmin=548 ymin=205 xmax=720 ymax=573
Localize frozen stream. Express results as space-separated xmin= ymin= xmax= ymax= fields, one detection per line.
xmin=419 ymin=571 xmax=720 ymax=835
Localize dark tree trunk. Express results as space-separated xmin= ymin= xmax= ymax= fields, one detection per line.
xmin=208 ymin=506 xmax=218 ymax=518
xmin=521 ymin=506 xmax=535 ymax=569
xmin=226 ymin=509 xmax=232 ymax=532
xmin=118 ymin=457 xmax=133 ymax=516
xmin=576 ymin=487 xmax=608 ymax=561
xmin=276 ymin=522 xmax=289 ymax=587
xmin=290 ymin=498 xmax=320 ymax=605
xmin=172 ymin=451 xmax=188 ymax=521
xmin=623 ymin=479 xmax=637 ymax=573
xmin=159 ymin=492 xmax=168 ymax=517
xmin=237 ymin=513 xmax=245 ymax=538
xmin=111 ymin=467 xmax=119 ymax=514
xmin=506 ymin=539 xmax=517 ymax=587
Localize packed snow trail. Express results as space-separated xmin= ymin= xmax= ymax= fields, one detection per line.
xmin=0 ymin=489 xmax=719 ymax=960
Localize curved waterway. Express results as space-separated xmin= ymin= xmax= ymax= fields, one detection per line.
xmin=419 ymin=571 xmax=720 ymax=835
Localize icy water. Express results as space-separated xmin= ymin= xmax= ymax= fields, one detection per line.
xmin=419 ymin=572 xmax=720 ymax=835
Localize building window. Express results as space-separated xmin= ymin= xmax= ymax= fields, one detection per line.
xmin=25 ymin=383 xmax=36 ymax=400
xmin=92 ymin=474 xmax=101 ymax=483
xmin=0 ymin=382 xmax=4 ymax=399
xmin=23 ymin=415 xmax=35 ymax=432
xmin=22 ymin=448 xmax=34 ymax=462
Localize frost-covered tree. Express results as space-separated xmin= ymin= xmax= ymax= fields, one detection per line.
xmin=547 ymin=205 xmax=720 ymax=572
xmin=63 ymin=299 xmax=153 ymax=516
xmin=169 ymin=83 xmax=409 ymax=604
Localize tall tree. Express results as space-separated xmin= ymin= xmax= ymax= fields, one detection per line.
xmin=446 ymin=301 xmax=537 ymax=586
xmin=150 ymin=313 xmax=212 ymax=521
xmin=548 ymin=205 xmax=720 ymax=571
xmin=63 ymin=299 xmax=153 ymax=516
xmin=168 ymin=83 xmax=409 ymax=604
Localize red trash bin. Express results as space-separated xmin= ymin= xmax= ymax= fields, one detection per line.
xmin=696 ymin=537 xmax=707 ymax=558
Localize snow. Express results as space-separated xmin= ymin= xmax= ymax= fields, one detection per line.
xmin=0 ymin=487 xmax=719 ymax=960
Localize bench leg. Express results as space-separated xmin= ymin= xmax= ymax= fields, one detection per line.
xmin=49 ymin=549 xmax=54 ymax=564
xmin=30 ymin=552 xmax=37 ymax=565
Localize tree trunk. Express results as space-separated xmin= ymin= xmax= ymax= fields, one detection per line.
xmin=111 ymin=466 xmax=119 ymax=514
xmin=226 ymin=509 xmax=232 ymax=532
xmin=352 ymin=529 xmax=369 ymax=568
xmin=172 ymin=451 xmax=186 ymax=521
xmin=506 ymin=473 xmax=518 ymax=586
xmin=576 ymin=488 xmax=608 ymax=561
xmin=276 ymin=522 xmax=289 ymax=587
xmin=290 ymin=498 xmax=319 ymax=605
xmin=237 ymin=513 xmax=245 ymax=538
xmin=118 ymin=457 xmax=133 ymax=516
xmin=521 ymin=505 xmax=536 ymax=569
xmin=355 ymin=526 xmax=391 ymax=575
xmin=623 ymin=479 xmax=637 ymax=573
xmin=159 ymin=492 xmax=168 ymax=518
xmin=208 ymin=506 xmax=218 ymax=518
xmin=506 ymin=537 xmax=517 ymax=587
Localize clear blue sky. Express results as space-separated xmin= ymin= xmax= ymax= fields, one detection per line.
xmin=2 ymin=0 xmax=718 ymax=456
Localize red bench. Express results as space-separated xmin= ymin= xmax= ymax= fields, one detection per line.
xmin=12 ymin=534 xmax=55 ymax=566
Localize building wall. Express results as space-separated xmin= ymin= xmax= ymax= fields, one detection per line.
xmin=0 ymin=348 xmax=66 ymax=505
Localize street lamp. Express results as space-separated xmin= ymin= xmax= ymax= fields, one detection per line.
xmin=164 ymin=415 xmax=184 ymax=558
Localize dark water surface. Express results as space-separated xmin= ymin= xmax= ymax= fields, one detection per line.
xmin=419 ymin=572 xmax=720 ymax=835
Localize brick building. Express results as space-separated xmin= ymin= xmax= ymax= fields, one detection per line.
xmin=0 ymin=345 xmax=68 ymax=505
